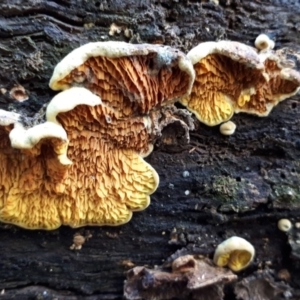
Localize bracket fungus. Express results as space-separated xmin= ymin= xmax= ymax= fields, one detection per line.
xmin=124 ymin=255 xmax=237 ymax=300
xmin=234 ymin=48 xmax=300 ymax=117
xmin=0 ymin=87 xmax=159 ymax=229
xmin=179 ymin=41 xmax=265 ymax=126
xmin=180 ymin=39 xmax=300 ymax=126
xmin=49 ymin=41 xmax=195 ymax=118
xmin=213 ymin=236 xmax=255 ymax=272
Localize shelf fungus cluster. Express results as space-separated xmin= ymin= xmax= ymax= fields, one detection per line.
xmin=1 ymin=38 xmax=299 ymax=230
xmin=180 ymin=37 xmax=300 ymax=126
xmin=0 ymin=42 xmax=195 ymax=229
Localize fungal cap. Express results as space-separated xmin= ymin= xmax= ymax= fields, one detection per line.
xmin=49 ymin=41 xmax=142 ymax=90
xmin=49 ymin=41 xmax=195 ymax=94
xmin=181 ymin=41 xmax=264 ymax=126
xmin=220 ymin=121 xmax=237 ymax=136
xmin=255 ymin=34 xmax=275 ymax=51
xmin=234 ymin=58 xmax=300 ymax=117
xmin=275 ymin=69 xmax=300 ymax=101
xmin=46 ymin=87 xmax=160 ymax=222
xmin=278 ymin=219 xmax=292 ymax=232
xmin=187 ymin=41 xmax=264 ymax=69
xmin=187 ymin=41 xmax=217 ymax=65
xmin=213 ymin=236 xmax=255 ymax=272
xmin=9 ymin=122 xmax=72 ymax=165
xmin=46 ymin=86 xmax=102 ymax=124
xmin=49 ymin=42 xmax=195 ymax=116
xmin=0 ymin=87 xmax=159 ymax=229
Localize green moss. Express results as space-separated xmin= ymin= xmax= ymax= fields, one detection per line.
xmin=211 ymin=175 xmax=239 ymax=202
xmin=271 ymin=184 xmax=300 ymax=208
xmin=267 ymin=165 xmax=300 ymax=209
xmin=207 ymin=176 xmax=264 ymax=213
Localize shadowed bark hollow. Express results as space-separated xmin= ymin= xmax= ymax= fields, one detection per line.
xmin=1 ymin=0 xmax=300 ymax=299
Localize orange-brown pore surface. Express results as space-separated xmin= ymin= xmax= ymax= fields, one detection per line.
xmin=235 ymin=59 xmax=300 ymax=114
xmin=180 ymin=54 xmax=266 ymax=126
xmin=0 ymin=104 xmax=158 ymax=230
xmin=57 ymin=55 xmax=191 ymax=117
xmin=182 ymin=53 xmax=300 ymax=126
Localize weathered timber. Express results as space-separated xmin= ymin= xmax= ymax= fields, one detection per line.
xmin=1 ymin=0 xmax=300 ymax=299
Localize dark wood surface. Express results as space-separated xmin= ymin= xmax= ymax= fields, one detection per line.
xmin=1 ymin=1 xmax=300 ymax=299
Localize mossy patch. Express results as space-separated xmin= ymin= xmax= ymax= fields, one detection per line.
xmin=206 ymin=174 xmax=269 ymax=213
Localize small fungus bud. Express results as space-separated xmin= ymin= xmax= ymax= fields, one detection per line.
xmin=9 ymin=85 xmax=29 ymax=102
xmin=213 ymin=236 xmax=255 ymax=272
xmin=220 ymin=121 xmax=236 ymax=136
xmin=255 ymin=34 xmax=275 ymax=51
xmin=109 ymin=23 xmax=122 ymax=36
xmin=0 ymin=88 xmax=7 ymax=95
xmin=70 ymin=233 xmax=86 ymax=250
xmin=182 ymin=171 xmax=190 ymax=178
xmin=124 ymin=28 xmax=132 ymax=38
xmin=278 ymin=219 xmax=292 ymax=232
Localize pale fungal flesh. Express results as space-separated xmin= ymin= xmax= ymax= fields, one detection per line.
xmin=70 ymin=233 xmax=86 ymax=250
xmin=181 ymin=39 xmax=300 ymax=126
xmin=219 ymin=120 xmax=236 ymax=136
xmin=213 ymin=236 xmax=255 ymax=272
xmin=0 ymin=109 xmax=21 ymax=126
xmin=278 ymin=218 xmax=292 ymax=232
xmin=0 ymin=87 xmax=159 ymax=229
xmin=49 ymin=41 xmax=195 ymax=117
xmin=255 ymin=34 xmax=275 ymax=51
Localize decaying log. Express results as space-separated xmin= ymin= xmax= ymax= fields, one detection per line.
xmin=1 ymin=0 xmax=300 ymax=299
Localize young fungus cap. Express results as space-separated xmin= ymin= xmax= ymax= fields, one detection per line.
xmin=278 ymin=218 xmax=292 ymax=232
xmin=254 ymin=34 xmax=275 ymax=51
xmin=213 ymin=236 xmax=255 ymax=272
xmin=219 ymin=120 xmax=237 ymax=136
xmin=49 ymin=41 xmax=195 ymax=117
xmin=180 ymin=41 xmax=265 ymax=126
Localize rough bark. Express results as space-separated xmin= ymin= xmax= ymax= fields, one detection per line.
xmin=1 ymin=0 xmax=300 ymax=299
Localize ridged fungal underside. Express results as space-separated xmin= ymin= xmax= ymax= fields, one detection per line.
xmin=0 ymin=88 xmax=159 ymax=229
